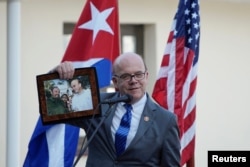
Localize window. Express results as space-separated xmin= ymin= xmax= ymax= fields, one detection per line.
xmin=120 ymin=24 xmax=144 ymax=57
xmin=63 ymin=23 xmax=144 ymax=57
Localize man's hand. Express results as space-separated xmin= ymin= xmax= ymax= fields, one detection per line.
xmin=51 ymin=61 xmax=75 ymax=79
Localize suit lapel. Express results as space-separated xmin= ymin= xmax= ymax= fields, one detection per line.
xmin=99 ymin=92 xmax=121 ymax=157
xmin=105 ymin=104 xmax=117 ymax=151
xmin=127 ymin=96 xmax=156 ymax=149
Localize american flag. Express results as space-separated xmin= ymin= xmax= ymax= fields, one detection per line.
xmin=152 ymin=0 xmax=200 ymax=166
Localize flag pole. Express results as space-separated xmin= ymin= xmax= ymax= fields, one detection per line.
xmin=6 ymin=0 xmax=21 ymax=167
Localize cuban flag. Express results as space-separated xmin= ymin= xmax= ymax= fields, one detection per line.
xmin=23 ymin=0 xmax=120 ymax=166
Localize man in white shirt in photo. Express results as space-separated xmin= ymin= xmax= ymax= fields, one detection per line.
xmin=70 ymin=77 xmax=93 ymax=112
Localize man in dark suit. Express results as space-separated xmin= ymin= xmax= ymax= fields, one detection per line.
xmin=46 ymin=86 xmax=68 ymax=115
xmin=53 ymin=52 xmax=181 ymax=167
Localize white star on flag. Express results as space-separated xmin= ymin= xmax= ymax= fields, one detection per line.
xmin=78 ymin=2 xmax=114 ymax=44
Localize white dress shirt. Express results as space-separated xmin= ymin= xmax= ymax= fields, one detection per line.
xmin=71 ymin=88 xmax=93 ymax=111
xmin=111 ymin=93 xmax=147 ymax=149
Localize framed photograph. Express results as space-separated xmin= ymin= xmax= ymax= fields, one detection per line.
xmin=36 ymin=67 xmax=101 ymax=124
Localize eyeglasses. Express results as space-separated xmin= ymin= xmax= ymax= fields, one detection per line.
xmin=114 ymin=71 xmax=147 ymax=81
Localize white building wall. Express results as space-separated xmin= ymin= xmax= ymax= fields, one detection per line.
xmin=0 ymin=0 xmax=250 ymax=166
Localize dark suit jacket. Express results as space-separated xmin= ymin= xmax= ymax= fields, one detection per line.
xmin=71 ymin=92 xmax=181 ymax=167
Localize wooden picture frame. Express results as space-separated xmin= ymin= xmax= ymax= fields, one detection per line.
xmin=36 ymin=67 xmax=101 ymax=124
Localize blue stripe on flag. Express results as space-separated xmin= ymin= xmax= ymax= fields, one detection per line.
xmin=92 ymin=59 xmax=112 ymax=88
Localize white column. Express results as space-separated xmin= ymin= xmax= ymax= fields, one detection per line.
xmin=7 ymin=0 xmax=21 ymax=166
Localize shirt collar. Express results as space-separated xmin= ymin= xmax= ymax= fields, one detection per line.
xmin=131 ymin=93 xmax=147 ymax=109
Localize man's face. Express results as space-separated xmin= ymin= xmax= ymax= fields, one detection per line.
xmin=112 ymin=57 xmax=148 ymax=104
xmin=71 ymin=79 xmax=82 ymax=94
xmin=51 ymin=88 xmax=60 ymax=98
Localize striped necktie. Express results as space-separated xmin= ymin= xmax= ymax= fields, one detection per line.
xmin=115 ymin=103 xmax=132 ymax=156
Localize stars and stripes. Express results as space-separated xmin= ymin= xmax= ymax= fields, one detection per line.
xmin=152 ymin=0 xmax=200 ymax=166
